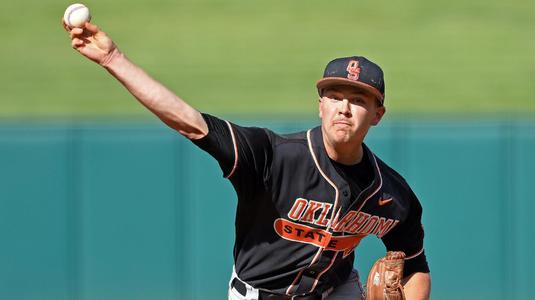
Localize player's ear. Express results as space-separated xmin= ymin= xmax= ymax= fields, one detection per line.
xmin=371 ymin=105 xmax=386 ymax=126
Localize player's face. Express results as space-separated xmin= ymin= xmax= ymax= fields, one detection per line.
xmin=319 ymin=85 xmax=385 ymax=146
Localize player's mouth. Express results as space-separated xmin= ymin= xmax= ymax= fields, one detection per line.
xmin=333 ymin=120 xmax=352 ymax=127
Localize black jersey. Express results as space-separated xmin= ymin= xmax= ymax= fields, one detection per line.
xmin=192 ymin=114 xmax=429 ymax=295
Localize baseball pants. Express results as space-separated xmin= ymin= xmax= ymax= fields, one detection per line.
xmin=228 ymin=268 xmax=364 ymax=300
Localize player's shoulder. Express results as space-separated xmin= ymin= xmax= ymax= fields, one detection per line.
xmin=276 ymin=130 xmax=307 ymax=142
xmin=265 ymin=129 xmax=308 ymax=147
xmin=275 ymin=130 xmax=310 ymax=150
xmin=263 ymin=129 xmax=311 ymax=160
xmin=230 ymin=121 xmax=310 ymax=158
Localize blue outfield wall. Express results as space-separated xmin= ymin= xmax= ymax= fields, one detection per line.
xmin=0 ymin=119 xmax=534 ymax=300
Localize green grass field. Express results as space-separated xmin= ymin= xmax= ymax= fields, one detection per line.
xmin=1 ymin=0 xmax=534 ymax=119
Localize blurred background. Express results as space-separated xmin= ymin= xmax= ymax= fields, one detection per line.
xmin=0 ymin=0 xmax=534 ymax=299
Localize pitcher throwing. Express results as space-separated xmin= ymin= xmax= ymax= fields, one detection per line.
xmin=63 ymin=18 xmax=431 ymax=300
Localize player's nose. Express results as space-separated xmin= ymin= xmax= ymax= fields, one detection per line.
xmin=338 ymin=99 xmax=351 ymax=116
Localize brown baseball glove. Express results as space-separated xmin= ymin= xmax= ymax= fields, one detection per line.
xmin=365 ymin=251 xmax=406 ymax=300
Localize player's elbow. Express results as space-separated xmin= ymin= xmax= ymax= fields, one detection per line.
xmin=159 ymin=109 xmax=209 ymax=140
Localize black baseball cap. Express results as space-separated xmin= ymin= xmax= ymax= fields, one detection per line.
xmin=316 ymin=56 xmax=385 ymax=104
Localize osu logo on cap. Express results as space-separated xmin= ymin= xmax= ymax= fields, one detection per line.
xmin=346 ymin=60 xmax=361 ymax=81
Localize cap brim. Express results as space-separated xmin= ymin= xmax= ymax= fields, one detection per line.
xmin=316 ymin=78 xmax=384 ymax=102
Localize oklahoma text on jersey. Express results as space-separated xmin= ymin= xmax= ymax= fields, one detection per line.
xmin=274 ymin=197 xmax=399 ymax=257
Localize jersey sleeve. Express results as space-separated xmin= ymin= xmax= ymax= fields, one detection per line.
xmin=381 ymin=188 xmax=430 ymax=276
xmin=190 ymin=113 xmax=273 ymax=193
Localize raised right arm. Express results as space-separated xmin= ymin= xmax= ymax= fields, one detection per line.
xmin=65 ymin=22 xmax=207 ymax=139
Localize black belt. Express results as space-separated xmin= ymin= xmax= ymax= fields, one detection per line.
xmin=231 ymin=278 xmax=325 ymax=300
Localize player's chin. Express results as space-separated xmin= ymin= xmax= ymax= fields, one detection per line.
xmin=331 ymin=130 xmax=353 ymax=143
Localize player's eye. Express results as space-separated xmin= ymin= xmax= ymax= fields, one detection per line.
xmin=351 ymin=97 xmax=365 ymax=105
xmin=327 ymin=95 xmax=342 ymax=101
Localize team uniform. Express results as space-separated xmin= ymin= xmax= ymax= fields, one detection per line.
xmin=64 ymin=20 xmax=429 ymax=299
xmin=192 ymin=114 xmax=429 ymax=299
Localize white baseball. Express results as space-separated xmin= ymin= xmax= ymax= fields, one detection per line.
xmin=64 ymin=3 xmax=91 ymax=28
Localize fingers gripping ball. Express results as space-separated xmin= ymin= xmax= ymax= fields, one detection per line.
xmin=64 ymin=3 xmax=91 ymax=28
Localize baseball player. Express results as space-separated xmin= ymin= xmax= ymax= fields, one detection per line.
xmin=65 ymin=21 xmax=431 ymax=300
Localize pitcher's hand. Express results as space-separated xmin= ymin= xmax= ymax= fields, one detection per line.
xmin=63 ymin=20 xmax=119 ymax=66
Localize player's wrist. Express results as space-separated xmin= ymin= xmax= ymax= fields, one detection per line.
xmin=100 ymin=47 xmax=123 ymax=69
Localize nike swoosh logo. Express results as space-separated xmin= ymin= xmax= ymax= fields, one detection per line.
xmin=378 ymin=198 xmax=393 ymax=206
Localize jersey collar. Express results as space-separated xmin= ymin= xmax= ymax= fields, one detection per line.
xmin=309 ymin=126 xmax=383 ymax=214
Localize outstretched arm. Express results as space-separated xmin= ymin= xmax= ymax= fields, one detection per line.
xmin=64 ymin=21 xmax=207 ymax=139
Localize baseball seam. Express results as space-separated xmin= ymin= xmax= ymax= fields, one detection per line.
xmin=67 ymin=4 xmax=87 ymax=27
